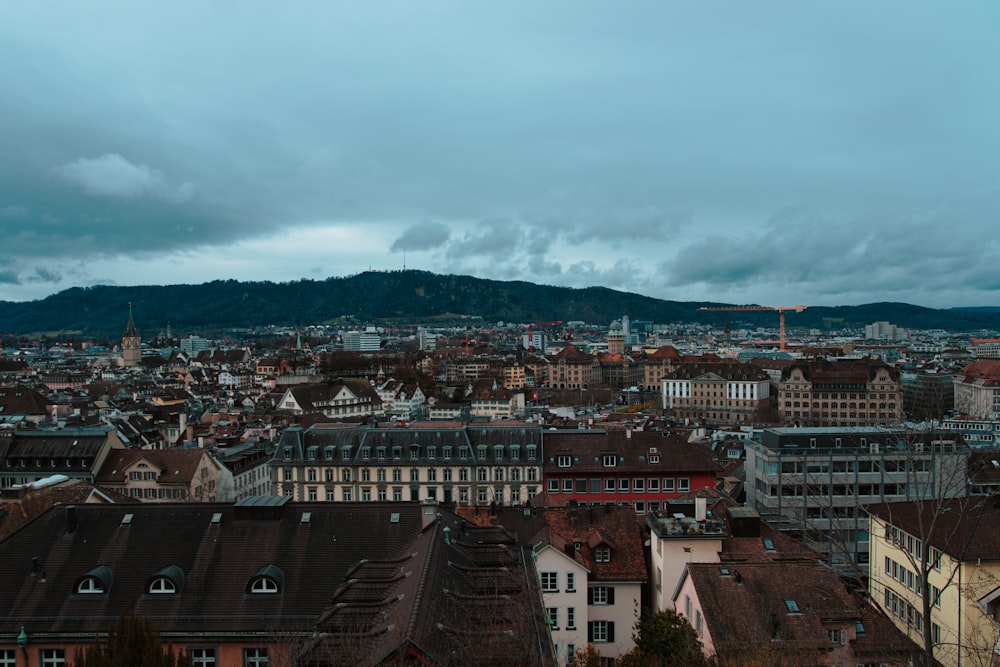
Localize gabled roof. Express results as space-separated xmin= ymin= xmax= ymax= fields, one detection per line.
xmin=0 ymin=386 xmax=53 ymax=416
xmin=95 ymin=448 xmax=214 ymax=485
xmin=866 ymin=497 xmax=1000 ymax=561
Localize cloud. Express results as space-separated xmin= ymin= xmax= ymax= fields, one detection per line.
xmin=390 ymin=220 xmax=451 ymax=252
xmin=1 ymin=205 xmax=28 ymax=219
xmin=54 ymin=154 xmax=194 ymax=203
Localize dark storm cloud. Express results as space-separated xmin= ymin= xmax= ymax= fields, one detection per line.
xmin=1 ymin=1 xmax=999 ymax=307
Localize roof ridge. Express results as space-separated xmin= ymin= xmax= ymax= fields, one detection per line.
xmin=403 ymin=527 xmax=438 ymax=643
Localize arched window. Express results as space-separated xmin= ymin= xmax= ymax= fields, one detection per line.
xmin=247 ymin=564 xmax=284 ymax=595
xmin=250 ymin=577 xmax=279 ymax=593
xmin=75 ymin=565 xmax=113 ymax=595
xmin=148 ymin=577 xmax=177 ymax=594
xmin=76 ymin=577 xmax=105 ymax=594
xmin=146 ymin=565 xmax=184 ymax=595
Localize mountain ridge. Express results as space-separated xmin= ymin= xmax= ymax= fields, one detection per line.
xmin=0 ymin=270 xmax=997 ymax=338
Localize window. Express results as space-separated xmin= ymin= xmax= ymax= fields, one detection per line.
xmin=589 ymin=586 xmax=613 ymax=605
xmin=547 ymin=607 xmax=559 ymax=629
xmin=342 ymin=489 xmax=352 ymax=501
xmin=541 ymin=571 xmax=558 ymax=591
xmin=148 ymin=577 xmax=177 ymax=594
xmin=784 ymin=599 xmax=800 ymax=613
xmin=189 ymin=648 xmax=217 ymax=667
xmin=595 ymin=546 xmax=611 ymax=563
xmin=566 ymin=572 xmax=576 ymax=592
xmin=566 ymin=644 xmax=576 ymax=666
xmin=588 ymin=620 xmax=614 ymax=643
xmin=558 ymin=455 xmax=571 ymax=468
xmin=250 ymin=577 xmax=280 ymax=594
xmin=566 ymin=606 xmax=576 ymax=630
xmin=677 ymin=478 xmax=690 ymax=492
xmin=663 ymin=478 xmax=675 ymax=493
xmin=827 ymin=628 xmax=845 ymax=644
xmin=562 ymin=479 xmax=573 ymax=492
xmin=243 ymin=648 xmax=269 ymax=667
xmin=548 ymin=479 xmax=559 ymax=493
xmin=0 ymin=650 xmax=15 ymax=667
xmin=39 ymin=649 xmax=67 ymax=667
xmin=71 ymin=570 xmax=104 ymax=595
xmin=602 ymin=454 xmax=617 ymax=467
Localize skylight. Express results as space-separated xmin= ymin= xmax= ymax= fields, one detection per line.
xmin=784 ymin=599 xmax=800 ymax=613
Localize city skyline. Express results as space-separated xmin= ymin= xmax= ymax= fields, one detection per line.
xmin=2 ymin=2 xmax=998 ymax=308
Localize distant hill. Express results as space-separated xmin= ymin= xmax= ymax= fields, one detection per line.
xmin=0 ymin=270 xmax=998 ymax=339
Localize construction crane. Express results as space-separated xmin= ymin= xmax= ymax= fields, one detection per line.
xmin=698 ymin=305 xmax=807 ymax=352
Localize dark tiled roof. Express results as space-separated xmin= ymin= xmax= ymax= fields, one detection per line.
xmin=0 ymin=502 xmax=426 ymax=638
xmin=686 ymin=561 xmax=856 ymax=653
xmin=94 ymin=448 xmax=212 ymax=485
xmin=866 ymin=497 xmax=1000 ymax=561
xmin=542 ymin=429 xmax=718 ymax=475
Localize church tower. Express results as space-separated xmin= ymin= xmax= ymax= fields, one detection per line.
xmin=122 ymin=303 xmax=141 ymax=367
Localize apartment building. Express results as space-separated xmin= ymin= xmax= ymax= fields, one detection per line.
xmin=275 ymin=379 xmax=381 ymax=419
xmin=745 ymin=427 xmax=969 ymax=571
xmin=953 ymin=359 xmax=1000 ymax=419
xmin=541 ymin=429 xmax=719 ymax=515
xmin=777 ymin=357 xmax=903 ymax=426
xmin=868 ymin=497 xmax=1000 ymax=667
xmin=662 ymin=361 xmax=772 ymax=425
xmin=271 ymin=423 xmax=543 ymax=506
xmin=95 ymin=447 xmax=235 ymax=502
xmin=461 ymin=504 xmax=646 ymax=666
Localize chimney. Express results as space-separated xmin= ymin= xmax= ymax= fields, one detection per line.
xmin=65 ymin=505 xmax=78 ymax=535
xmin=695 ymin=497 xmax=707 ymax=522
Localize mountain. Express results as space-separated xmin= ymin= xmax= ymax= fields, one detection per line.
xmin=0 ymin=271 xmax=998 ymax=339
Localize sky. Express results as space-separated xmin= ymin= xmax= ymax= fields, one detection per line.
xmin=2 ymin=2 xmax=999 ymax=309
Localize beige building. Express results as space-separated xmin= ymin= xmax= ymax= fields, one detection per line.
xmin=868 ymin=498 xmax=1000 ymax=667
xmin=778 ymin=357 xmax=902 ymax=426
xmin=953 ymin=359 xmax=1000 ymax=420
xmin=662 ymin=361 xmax=772 ymax=425
xmin=272 ymin=423 xmax=543 ymax=506
xmin=96 ymin=448 xmax=235 ymax=502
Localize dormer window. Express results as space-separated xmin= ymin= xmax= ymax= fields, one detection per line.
xmin=148 ymin=577 xmax=176 ymax=594
xmin=146 ymin=565 xmax=184 ymax=595
xmin=557 ymin=455 xmax=571 ymax=468
xmin=77 ymin=577 xmax=105 ymax=594
xmin=595 ymin=546 xmax=611 ymax=563
xmin=248 ymin=565 xmax=284 ymax=595
xmin=602 ymin=454 xmax=617 ymax=468
xmin=75 ymin=566 xmax=113 ymax=595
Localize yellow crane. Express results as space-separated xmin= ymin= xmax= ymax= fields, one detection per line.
xmin=698 ymin=305 xmax=807 ymax=352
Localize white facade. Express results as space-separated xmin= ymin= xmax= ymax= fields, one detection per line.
xmin=536 ymin=546 xmax=589 ymax=666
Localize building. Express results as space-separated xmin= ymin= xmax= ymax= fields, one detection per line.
xmin=0 ymin=499 xmax=556 ymax=667
xmin=902 ymin=370 xmax=954 ymax=421
xmin=0 ymin=427 xmax=126 ymax=488
xmin=971 ymin=337 xmax=1000 ymax=359
xmin=674 ymin=559 xmax=919 ymax=666
xmin=547 ymin=345 xmax=596 ymax=390
xmin=662 ymin=361 xmax=772 ymax=425
xmin=95 ymin=448 xmax=235 ymax=502
xmin=271 ymin=423 xmax=543 ymax=506
xmin=461 ymin=504 xmax=646 ymax=665
xmin=342 ymin=327 xmax=381 ymax=352
xmin=777 ymin=357 xmax=903 ymax=427
xmin=745 ymin=427 xmax=969 ymax=571
xmin=121 ymin=304 xmax=141 ymax=368
xmin=275 ymin=379 xmax=381 ymax=419
xmin=866 ymin=321 xmax=904 ymax=341
xmin=541 ymin=429 xmax=719 ymax=515
xmin=867 ymin=497 xmax=1000 ymax=667
xmin=953 ymin=359 xmax=1000 ymax=419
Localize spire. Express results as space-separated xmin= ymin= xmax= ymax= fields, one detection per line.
xmin=124 ymin=303 xmax=138 ymax=337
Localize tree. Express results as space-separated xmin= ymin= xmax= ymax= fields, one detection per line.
xmin=632 ymin=608 xmax=707 ymax=667
xmin=73 ymin=613 xmax=191 ymax=667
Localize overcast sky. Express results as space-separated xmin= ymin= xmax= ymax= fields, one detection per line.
xmin=2 ymin=2 xmax=998 ymax=309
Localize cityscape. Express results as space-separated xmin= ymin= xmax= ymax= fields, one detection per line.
xmin=3 ymin=2 xmax=999 ymax=666
xmin=1 ymin=300 xmax=999 ymax=666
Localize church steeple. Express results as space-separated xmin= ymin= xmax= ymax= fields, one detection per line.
xmin=122 ymin=303 xmax=141 ymax=367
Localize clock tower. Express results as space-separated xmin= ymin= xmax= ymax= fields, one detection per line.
xmin=122 ymin=304 xmax=141 ymax=367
